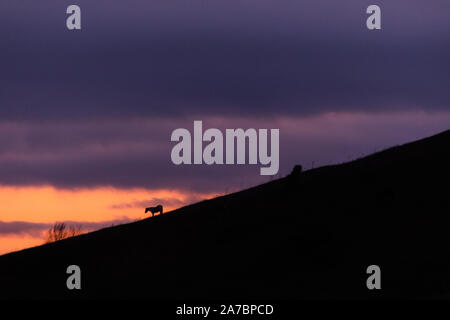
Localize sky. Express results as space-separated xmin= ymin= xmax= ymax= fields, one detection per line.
xmin=0 ymin=0 xmax=449 ymax=254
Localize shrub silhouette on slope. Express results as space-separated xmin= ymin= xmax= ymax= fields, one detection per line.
xmin=45 ymin=222 xmax=83 ymax=243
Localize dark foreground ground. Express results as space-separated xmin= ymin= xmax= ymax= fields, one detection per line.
xmin=1 ymin=130 xmax=450 ymax=300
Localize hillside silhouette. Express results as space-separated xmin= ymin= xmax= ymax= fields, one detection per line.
xmin=1 ymin=130 xmax=450 ymax=299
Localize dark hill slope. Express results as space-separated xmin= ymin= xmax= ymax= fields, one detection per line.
xmin=1 ymin=130 xmax=450 ymax=299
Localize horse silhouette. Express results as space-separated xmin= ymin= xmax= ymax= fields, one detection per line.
xmin=145 ymin=205 xmax=163 ymax=217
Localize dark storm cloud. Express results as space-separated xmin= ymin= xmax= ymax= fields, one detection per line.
xmin=0 ymin=0 xmax=449 ymax=121
xmin=0 ymin=118 xmax=268 ymax=192
xmin=0 ymin=120 xmax=169 ymax=154
xmin=0 ymin=138 xmax=264 ymax=192
xmin=0 ymin=1 xmax=449 ymax=191
xmin=1 ymin=114 xmax=450 ymax=193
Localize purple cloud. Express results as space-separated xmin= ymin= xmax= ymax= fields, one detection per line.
xmin=110 ymin=194 xmax=206 ymax=210
xmin=0 ymin=218 xmax=134 ymax=237
xmin=0 ymin=0 xmax=449 ymax=193
xmin=0 ymin=113 xmax=449 ymax=193
xmin=0 ymin=1 xmax=449 ymax=122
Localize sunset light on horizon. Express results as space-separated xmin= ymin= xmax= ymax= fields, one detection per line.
xmin=1 ymin=0 xmax=450 ymax=304
xmin=0 ymin=186 xmax=216 ymax=255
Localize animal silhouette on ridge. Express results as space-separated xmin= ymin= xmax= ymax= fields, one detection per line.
xmin=145 ymin=204 xmax=163 ymax=217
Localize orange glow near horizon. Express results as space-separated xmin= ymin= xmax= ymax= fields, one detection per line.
xmin=0 ymin=234 xmax=44 ymax=256
xmin=0 ymin=185 xmax=218 ymax=255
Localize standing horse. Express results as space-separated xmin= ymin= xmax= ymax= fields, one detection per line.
xmin=145 ymin=205 xmax=163 ymax=217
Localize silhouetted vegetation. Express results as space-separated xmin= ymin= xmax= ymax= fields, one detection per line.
xmin=45 ymin=222 xmax=83 ymax=243
xmin=2 ymin=130 xmax=450 ymax=299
